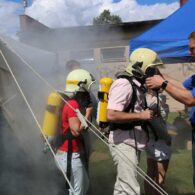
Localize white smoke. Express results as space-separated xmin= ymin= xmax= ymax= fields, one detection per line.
xmin=26 ymin=0 xmax=179 ymax=28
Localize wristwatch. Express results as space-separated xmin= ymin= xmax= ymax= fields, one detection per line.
xmin=161 ymin=80 xmax=168 ymax=90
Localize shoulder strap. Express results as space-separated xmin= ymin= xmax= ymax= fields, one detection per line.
xmin=116 ymin=75 xmax=137 ymax=112
xmin=57 ymin=93 xmax=70 ymax=134
xmin=124 ymin=78 xmax=137 ymax=112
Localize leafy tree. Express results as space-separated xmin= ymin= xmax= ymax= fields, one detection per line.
xmin=93 ymin=9 xmax=122 ymax=25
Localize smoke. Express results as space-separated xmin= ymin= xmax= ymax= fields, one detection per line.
xmin=0 ymin=30 xmax=114 ymax=194
xmin=0 ymin=1 xmax=192 ymax=194
xmin=0 ymin=36 xmax=67 ymax=195
xmin=0 ymin=107 xmax=67 ymax=195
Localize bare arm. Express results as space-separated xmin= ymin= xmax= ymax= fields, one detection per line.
xmin=146 ymin=75 xmax=195 ymax=106
xmin=163 ymin=74 xmax=185 ymax=89
xmin=69 ymin=117 xmax=82 ymax=137
xmin=107 ymin=108 xmax=153 ymax=123
xmin=165 ymin=82 xmax=195 ymax=106
xmin=85 ymin=106 xmax=93 ymax=121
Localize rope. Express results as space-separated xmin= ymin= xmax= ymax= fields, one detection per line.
xmin=84 ymin=123 xmax=169 ymax=195
xmin=0 ymin=39 xmax=168 ymax=195
xmin=0 ymin=50 xmax=76 ymax=195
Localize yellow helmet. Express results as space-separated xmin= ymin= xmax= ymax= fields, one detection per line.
xmin=126 ymin=48 xmax=163 ymax=79
xmin=65 ymin=69 xmax=95 ymax=95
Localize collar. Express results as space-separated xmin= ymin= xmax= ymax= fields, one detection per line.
xmin=131 ymin=77 xmax=147 ymax=93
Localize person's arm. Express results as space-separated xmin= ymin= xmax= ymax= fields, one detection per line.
xmin=146 ymin=75 xmax=195 ymax=106
xmin=164 ymin=82 xmax=195 ymax=106
xmin=163 ymin=74 xmax=186 ymax=89
xmin=81 ymin=92 xmax=93 ymax=121
xmin=107 ymin=78 xmax=154 ymax=122
xmin=66 ymin=100 xmax=83 ymax=137
xmin=85 ymin=106 xmax=93 ymax=121
xmin=107 ymin=108 xmax=153 ymax=122
xmin=69 ymin=117 xmax=81 ymax=137
xmin=79 ymin=106 xmax=93 ymax=130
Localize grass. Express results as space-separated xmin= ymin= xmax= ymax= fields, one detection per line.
xmin=86 ymin=112 xmax=195 ymax=195
xmin=166 ymin=149 xmax=194 ymax=195
xmin=139 ymin=149 xmax=194 ymax=195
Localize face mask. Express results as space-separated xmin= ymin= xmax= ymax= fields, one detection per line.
xmin=145 ymin=67 xmax=159 ymax=78
xmin=131 ymin=61 xmax=145 ymax=79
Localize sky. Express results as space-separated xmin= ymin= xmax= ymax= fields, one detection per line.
xmin=0 ymin=0 xmax=180 ymax=38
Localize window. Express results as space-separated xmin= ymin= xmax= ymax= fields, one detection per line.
xmin=100 ymin=47 xmax=126 ymax=63
xmin=70 ymin=50 xmax=94 ymax=64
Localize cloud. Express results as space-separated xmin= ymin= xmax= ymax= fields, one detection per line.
xmin=0 ymin=0 xmax=22 ymax=38
xmin=26 ymin=0 xmax=179 ymax=28
xmin=0 ymin=0 xmax=179 ymax=38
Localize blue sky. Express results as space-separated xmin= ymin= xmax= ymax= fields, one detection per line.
xmin=11 ymin=0 xmax=179 ymax=6
xmin=137 ymin=0 xmax=178 ymax=5
xmin=113 ymin=0 xmax=178 ymax=5
xmin=8 ymin=0 xmax=33 ymax=6
xmin=9 ymin=0 xmax=179 ymax=8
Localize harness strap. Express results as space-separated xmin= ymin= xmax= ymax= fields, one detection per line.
xmin=109 ymin=76 xmax=145 ymax=131
xmin=109 ymin=121 xmax=145 ymax=130
xmin=80 ymin=134 xmax=89 ymax=171
xmin=109 ymin=75 xmax=150 ymax=155
xmin=66 ymin=131 xmax=75 ymax=189
xmin=56 ymin=130 xmax=88 ymax=190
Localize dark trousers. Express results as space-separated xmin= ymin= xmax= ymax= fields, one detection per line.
xmin=191 ymin=123 xmax=195 ymax=188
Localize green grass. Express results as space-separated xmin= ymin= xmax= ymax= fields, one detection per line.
xmin=139 ymin=150 xmax=194 ymax=195
xmin=167 ymin=111 xmax=189 ymax=124
xmin=88 ymin=148 xmax=194 ymax=195
xmin=167 ymin=112 xmax=179 ymax=124
xmin=86 ymin=112 xmax=195 ymax=195
xmin=166 ymin=149 xmax=194 ymax=195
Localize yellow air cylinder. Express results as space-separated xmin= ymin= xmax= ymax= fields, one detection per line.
xmin=42 ymin=92 xmax=63 ymax=137
xmin=97 ymin=77 xmax=113 ymax=128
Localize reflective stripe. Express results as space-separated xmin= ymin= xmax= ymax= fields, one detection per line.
xmin=56 ymin=150 xmax=64 ymax=155
xmin=66 ymin=80 xmax=79 ymax=85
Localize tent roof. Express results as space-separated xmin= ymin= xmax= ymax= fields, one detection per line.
xmin=130 ymin=0 xmax=195 ymax=60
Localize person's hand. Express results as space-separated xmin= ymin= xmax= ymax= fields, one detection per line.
xmin=146 ymin=75 xmax=164 ymax=89
xmin=139 ymin=109 xmax=154 ymax=120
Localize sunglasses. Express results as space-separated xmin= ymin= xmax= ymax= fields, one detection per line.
xmin=189 ymin=47 xmax=195 ymax=54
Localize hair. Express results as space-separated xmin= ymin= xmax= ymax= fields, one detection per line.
xmin=188 ymin=31 xmax=195 ymax=39
xmin=71 ymin=91 xmax=91 ymax=114
xmin=65 ymin=60 xmax=81 ymax=71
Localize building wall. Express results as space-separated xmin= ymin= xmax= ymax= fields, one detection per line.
xmin=160 ymin=62 xmax=195 ymax=112
xmin=58 ymin=46 xmax=129 ymax=79
xmin=18 ymin=15 xmax=191 ymax=112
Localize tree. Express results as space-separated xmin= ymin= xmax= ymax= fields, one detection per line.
xmin=93 ymin=9 xmax=122 ymax=25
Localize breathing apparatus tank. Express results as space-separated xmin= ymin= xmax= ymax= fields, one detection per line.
xmin=97 ymin=77 xmax=113 ymax=129
xmin=42 ymin=92 xmax=63 ymax=137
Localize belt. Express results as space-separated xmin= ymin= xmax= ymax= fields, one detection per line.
xmin=56 ymin=150 xmax=65 ymax=155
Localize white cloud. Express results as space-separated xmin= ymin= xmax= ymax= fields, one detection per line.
xmin=26 ymin=0 xmax=179 ymax=28
xmin=0 ymin=0 xmax=179 ymax=38
xmin=0 ymin=0 xmax=22 ymax=38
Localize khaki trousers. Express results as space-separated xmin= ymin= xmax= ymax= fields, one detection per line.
xmin=109 ymin=143 xmax=140 ymax=195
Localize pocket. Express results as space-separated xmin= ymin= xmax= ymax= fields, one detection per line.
xmin=55 ymin=151 xmax=67 ymax=171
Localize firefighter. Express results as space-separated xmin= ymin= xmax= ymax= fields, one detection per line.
xmin=107 ymin=48 xmax=163 ymax=195
xmin=55 ymin=68 xmax=95 ymax=195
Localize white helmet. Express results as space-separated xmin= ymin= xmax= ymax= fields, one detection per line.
xmin=65 ymin=69 xmax=95 ymax=94
xmin=126 ymin=48 xmax=163 ymax=79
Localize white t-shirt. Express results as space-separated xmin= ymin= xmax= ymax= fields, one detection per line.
xmin=107 ymin=78 xmax=148 ymax=150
